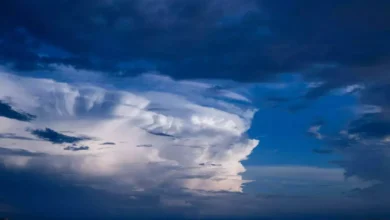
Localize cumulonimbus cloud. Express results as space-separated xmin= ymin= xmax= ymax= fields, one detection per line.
xmin=0 ymin=67 xmax=258 ymax=193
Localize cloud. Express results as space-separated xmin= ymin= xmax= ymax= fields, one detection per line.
xmin=136 ymin=144 xmax=153 ymax=148
xmin=0 ymin=164 xmax=176 ymax=219
xmin=307 ymin=120 xmax=325 ymax=140
xmin=0 ymin=133 xmax=36 ymax=141
xmin=28 ymin=128 xmax=91 ymax=144
xmin=336 ymin=84 xmax=365 ymax=95
xmin=1 ymin=0 xmax=389 ymax=87
xmin=329 ymin=138 xmax=390 ymax=205
xmin=0 ymin=147 xmax=46 ymax=157
xmin=317 ymin=84 xmax=390 ymax=204
xmin=146 ymin=130 xmax=175 ymax=138
xmin=308 ymin=125 xmax=323 ymax=139
xmin=0 ymin=67 xmax=258 ymax=195
xmin=0 ymin=67 xmax=266 ymax=218
xmin=245 ymin=165 xmax=365 ymax=184
xmin=348 ymin=114 xmax=390 ymax=139
xmin=0 ymin=64 xmax=386 ymax=217
xmin=352 ymin=105 xmax=383 ymax=115
xmin=243 ymin=165 xmax=375 ymax=207
xmin=1 ymin=1 xmax=390 ymax=218
xmin=2 ymin=162 xmax=377 ymax=219
xmin=63 ymin=144 xmax=89 ymax=151
xmin=101 ymin=142 xmax=116 ymax=145
xmin=0 ymin=100 xmax=36 ymax=122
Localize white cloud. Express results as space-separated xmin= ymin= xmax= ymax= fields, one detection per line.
xmin=336 ymin=84 xmax=365 ymax=95
xmin=0 ymin=68 xmax=258 ymax=193
xmin=352 ymin=104 xmax=383 ymax=115
xmin=308 ymin=125 xmax=324 ymax=140
xmin=306 ymin=81 xmax=324 ymax=88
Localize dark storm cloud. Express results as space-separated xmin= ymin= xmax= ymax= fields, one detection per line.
xmin=0 ymin=100 xmax=36 ymax=122
xmin=0 ymin=165 xmax=172 ymax=219
xmin=1 ymin=0 xmax=389 ymax=84
xmin=329 ymin=140 xmax=390 ymax=207
xmin=0 ymin=28 xmax=95 ymax=71
xmin=330 ymin=116 xmax=390 ymax=185
xmin=348 ymin=114 xmax=390 ymax=139
xmin=321 ymin=116 xmax=390 ymax=204
xmin=28 ymin=128 xmax=91 ymax=144
xmin=0 ymin=162 xmax=386 ymax=220
xmin=360 ymin=84 xmax=390 ymax=111
xmin=343 ymin=84 xmax=390 ymax=141
xmin=312 ymin=84 xmax=390 ymax=202
xmin=312 ymin=82 xmax=390 ymax=198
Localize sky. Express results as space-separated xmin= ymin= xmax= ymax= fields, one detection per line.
xmin=0 ymin=0 xmax=390 ymax=219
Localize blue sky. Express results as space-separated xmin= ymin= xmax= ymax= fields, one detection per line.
xmin=245 ymin=86 xmax=357 ymax=167
xmin=1 ymin=1 xmax=390 ymax=219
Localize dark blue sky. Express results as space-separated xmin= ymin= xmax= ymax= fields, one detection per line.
xmin=1 ymin=0 xmax=390 ymax=219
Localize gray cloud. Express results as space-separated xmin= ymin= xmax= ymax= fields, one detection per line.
xmin=0 ymin=133 xmax=36 ymax=141
xmin=28 ymin=128 xmax=91 ymax=144
xmin=0 ymin=100 xmax=36 ymax=122
xmin=147 ymin=130 xmax=175 ymax=138
xmin=63 ymin=144 xmax=90 ymax=151
xmin=0 ymin=0 xmax=389 ymax=87
xmin=0 ymin=164 xmax=176 ymax=219
xmin=136 ymin=144 xmax=153 ymax=148
xmin=0 ymin=147 xmax=46 ymax=157
xmin=100 ymin=142 xmax=116 ymax=145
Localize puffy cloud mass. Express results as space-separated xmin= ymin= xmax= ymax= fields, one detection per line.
xmin=0 ymin=67 xmax=258 ymax=195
